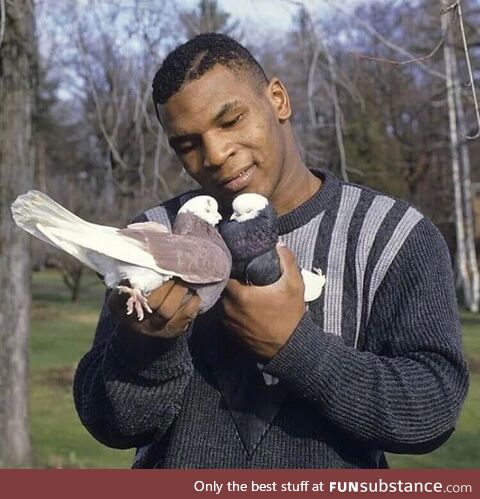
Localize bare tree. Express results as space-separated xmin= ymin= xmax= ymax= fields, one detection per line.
xmin=0 ymin=0 xmax=36 ymax=467
xmin=450 ymin=29 xmax=480 ymax=312
xmin=180 ymin=0 xmax=240 ymax=38
xmin=442 ymin=0 xmax=479 ymax=311
xmin=27 ymin=0 xmax=480 ymax=312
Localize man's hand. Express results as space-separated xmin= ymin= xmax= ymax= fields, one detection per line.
xmin=222 ymin=244 xmax=306 ymax=358
xmin=108 ymin=280 xmax=200 ymax=338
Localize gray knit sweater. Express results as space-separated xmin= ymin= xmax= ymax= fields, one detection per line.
xmin=73 ymin=170 xmax=469 ymax=468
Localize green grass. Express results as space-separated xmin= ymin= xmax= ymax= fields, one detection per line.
xmin=29 ymin=270 xmax=480 ymax=468
xmin=30 ymin=269 xmax=133 ymax=468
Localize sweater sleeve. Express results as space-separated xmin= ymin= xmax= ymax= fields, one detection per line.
xmin=73 ymin=291 xmax=193 ymax=449
xmin=264 ymin=218 xmax=469 ymax=454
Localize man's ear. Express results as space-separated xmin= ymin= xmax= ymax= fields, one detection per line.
xmin=267 ymin=77 xmax=292 ymax=121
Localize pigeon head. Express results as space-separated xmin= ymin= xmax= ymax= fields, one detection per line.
xmin=179 ymin=195 xmax=222 ymax=226
xmin=230 ymin=193 xmax=269 ymax=222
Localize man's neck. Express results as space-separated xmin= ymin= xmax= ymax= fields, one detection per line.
xmin=270 ymin=154 xmax=322 ymax=217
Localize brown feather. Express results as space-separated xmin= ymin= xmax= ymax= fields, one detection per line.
xmin=119 ymin=216 xmax=230 ymax=284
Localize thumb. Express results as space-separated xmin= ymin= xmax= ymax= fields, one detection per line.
xmin=276 ymin=242 xmax=299 ymax=274
xmin=276 ymin=243 xmax=305 ymax=293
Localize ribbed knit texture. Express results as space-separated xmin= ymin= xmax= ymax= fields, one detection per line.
xmin=73 ymin=169 xmax=469 ymax=468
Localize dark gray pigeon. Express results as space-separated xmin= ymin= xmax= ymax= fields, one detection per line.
xmin=219 ymin=193 xmax=325 ymax=302
xmin=11 ymin=191 xmax=231 ymax=320
xmin=220 ymin=194 xmax=281 ymax=285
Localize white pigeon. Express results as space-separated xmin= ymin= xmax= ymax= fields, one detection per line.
xmin=11 ymin=191 xmax=231 ymax=320
xmin=221 ymin=193 xmax=326 ymax=302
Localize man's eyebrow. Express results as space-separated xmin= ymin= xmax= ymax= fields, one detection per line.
xmin=213 ymin=100 xmax=243 ymax=122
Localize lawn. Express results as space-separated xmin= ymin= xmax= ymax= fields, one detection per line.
xmin=30 ymin=269 xmax=133 ymax=468
xmin=29 ymin=270 xmax=479 ymax=468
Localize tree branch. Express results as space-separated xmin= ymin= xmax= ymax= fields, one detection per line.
xmin=441 ymin=0 xmax=462 ymax=14
xmin=349 ymin=7 xmax=457 ymax=67
xmin=457 ymin=1 xmax=480 ymax=139
xmin=0 ymin=0 xmax=5 ymax=50
xmin=320 ymin=0 xmax=446 ymax=81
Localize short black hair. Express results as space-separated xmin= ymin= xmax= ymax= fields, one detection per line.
xmin=152 ymin=33 xmax=268 ymax=107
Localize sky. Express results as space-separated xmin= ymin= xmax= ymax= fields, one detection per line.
xmin=173 ymin=0 xmax=370 ymax=32
xmin=42 ymin=0 xmax=376 ymax=100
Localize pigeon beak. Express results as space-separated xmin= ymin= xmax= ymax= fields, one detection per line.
xmin=230 ymin=213 xmax=238 ymax=221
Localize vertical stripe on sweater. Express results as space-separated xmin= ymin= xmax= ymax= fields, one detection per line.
xmin=354 ymin=196 xmax=396 ymax=348
xmin=323 ymin=185 xmax=362 ymax=336
xmin=367 ymin=207 xmax=423 ymax=321
xmin=280 ymin=212 xmax=325 ymax=269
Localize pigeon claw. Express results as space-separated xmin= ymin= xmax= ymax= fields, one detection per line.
xmin=313 ymin=267 xmax=324 ymax=276
xmin=116 ymin=285 xmax=152 ymax=321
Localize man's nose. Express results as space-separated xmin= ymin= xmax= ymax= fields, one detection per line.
xmin=202 ymin=132 xmax=234 ymax=168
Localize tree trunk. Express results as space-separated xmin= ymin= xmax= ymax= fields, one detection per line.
xmin=441 ymin=0 xmax=471 ymax=308
xmin=450 ymin=33 xmax=480 ymax=313
xmin=0 ymin=0 xmax=36 ymax=467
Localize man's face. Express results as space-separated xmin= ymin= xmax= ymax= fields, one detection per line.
xmin=158 ymin=65 xmax=289 ymax=209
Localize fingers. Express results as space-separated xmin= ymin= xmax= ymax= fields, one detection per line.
xmin=180 ymin=293 xmax=201 ymax=320
xmin=106 ymin=277 xmax=200 ymax=338
xmin=155 ymin=281 xmax=190 ymax=320
xmin=146 ymin=280 xmax=177 ymax=309
xmin=163 ymin=294 xmax=201 ymax=335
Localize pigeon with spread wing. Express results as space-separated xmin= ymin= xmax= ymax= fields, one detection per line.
xmin=219 ymin=193 xmax=325 ymax=302
xmin=11 ymin=191 xmax=231 ymax=320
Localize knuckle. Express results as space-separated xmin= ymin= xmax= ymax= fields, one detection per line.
xmin=183 ymin=297 xmax=200 ymax=319
xmin=232 ymin=286 xmax=249 ymax=306
xmin=157 ymin=302 xmax=176 ymax=321
xmin=156 ymin=287 xmax=188 ymax=321
xmin=148 ymin=280 xmax=175 ymax=307
xmin=222 ymin=298 xmax=234 ymax=316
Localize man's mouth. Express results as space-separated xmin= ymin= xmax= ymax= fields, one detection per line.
xmin=218 ymin=165 xmax=255 ymax=192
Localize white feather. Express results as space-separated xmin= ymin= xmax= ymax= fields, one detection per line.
xmin=105 ymin=263 xmax=171 ymax=292
xmin=231 ymin=193 xmax=269 ymax=222
xmin=179 ymin=195 xmax=222 ymax=226
xmin=11 ymin=190 xmax=189 ymax=282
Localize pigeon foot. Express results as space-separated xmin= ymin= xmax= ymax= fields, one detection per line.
xmin=313 ymin=267 xmax=324 ymax=276
xmin=116 ymin=285 xmax=153 ymax=321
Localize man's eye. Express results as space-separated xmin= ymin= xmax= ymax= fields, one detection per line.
xmin=176 ymin=144 xmax=195 ymax=155
xmin=222 ymin=113 xmax=244 ymax=128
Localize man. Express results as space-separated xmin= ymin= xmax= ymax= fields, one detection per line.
xmin=74 ymin=33 xmax=469 ymax=468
